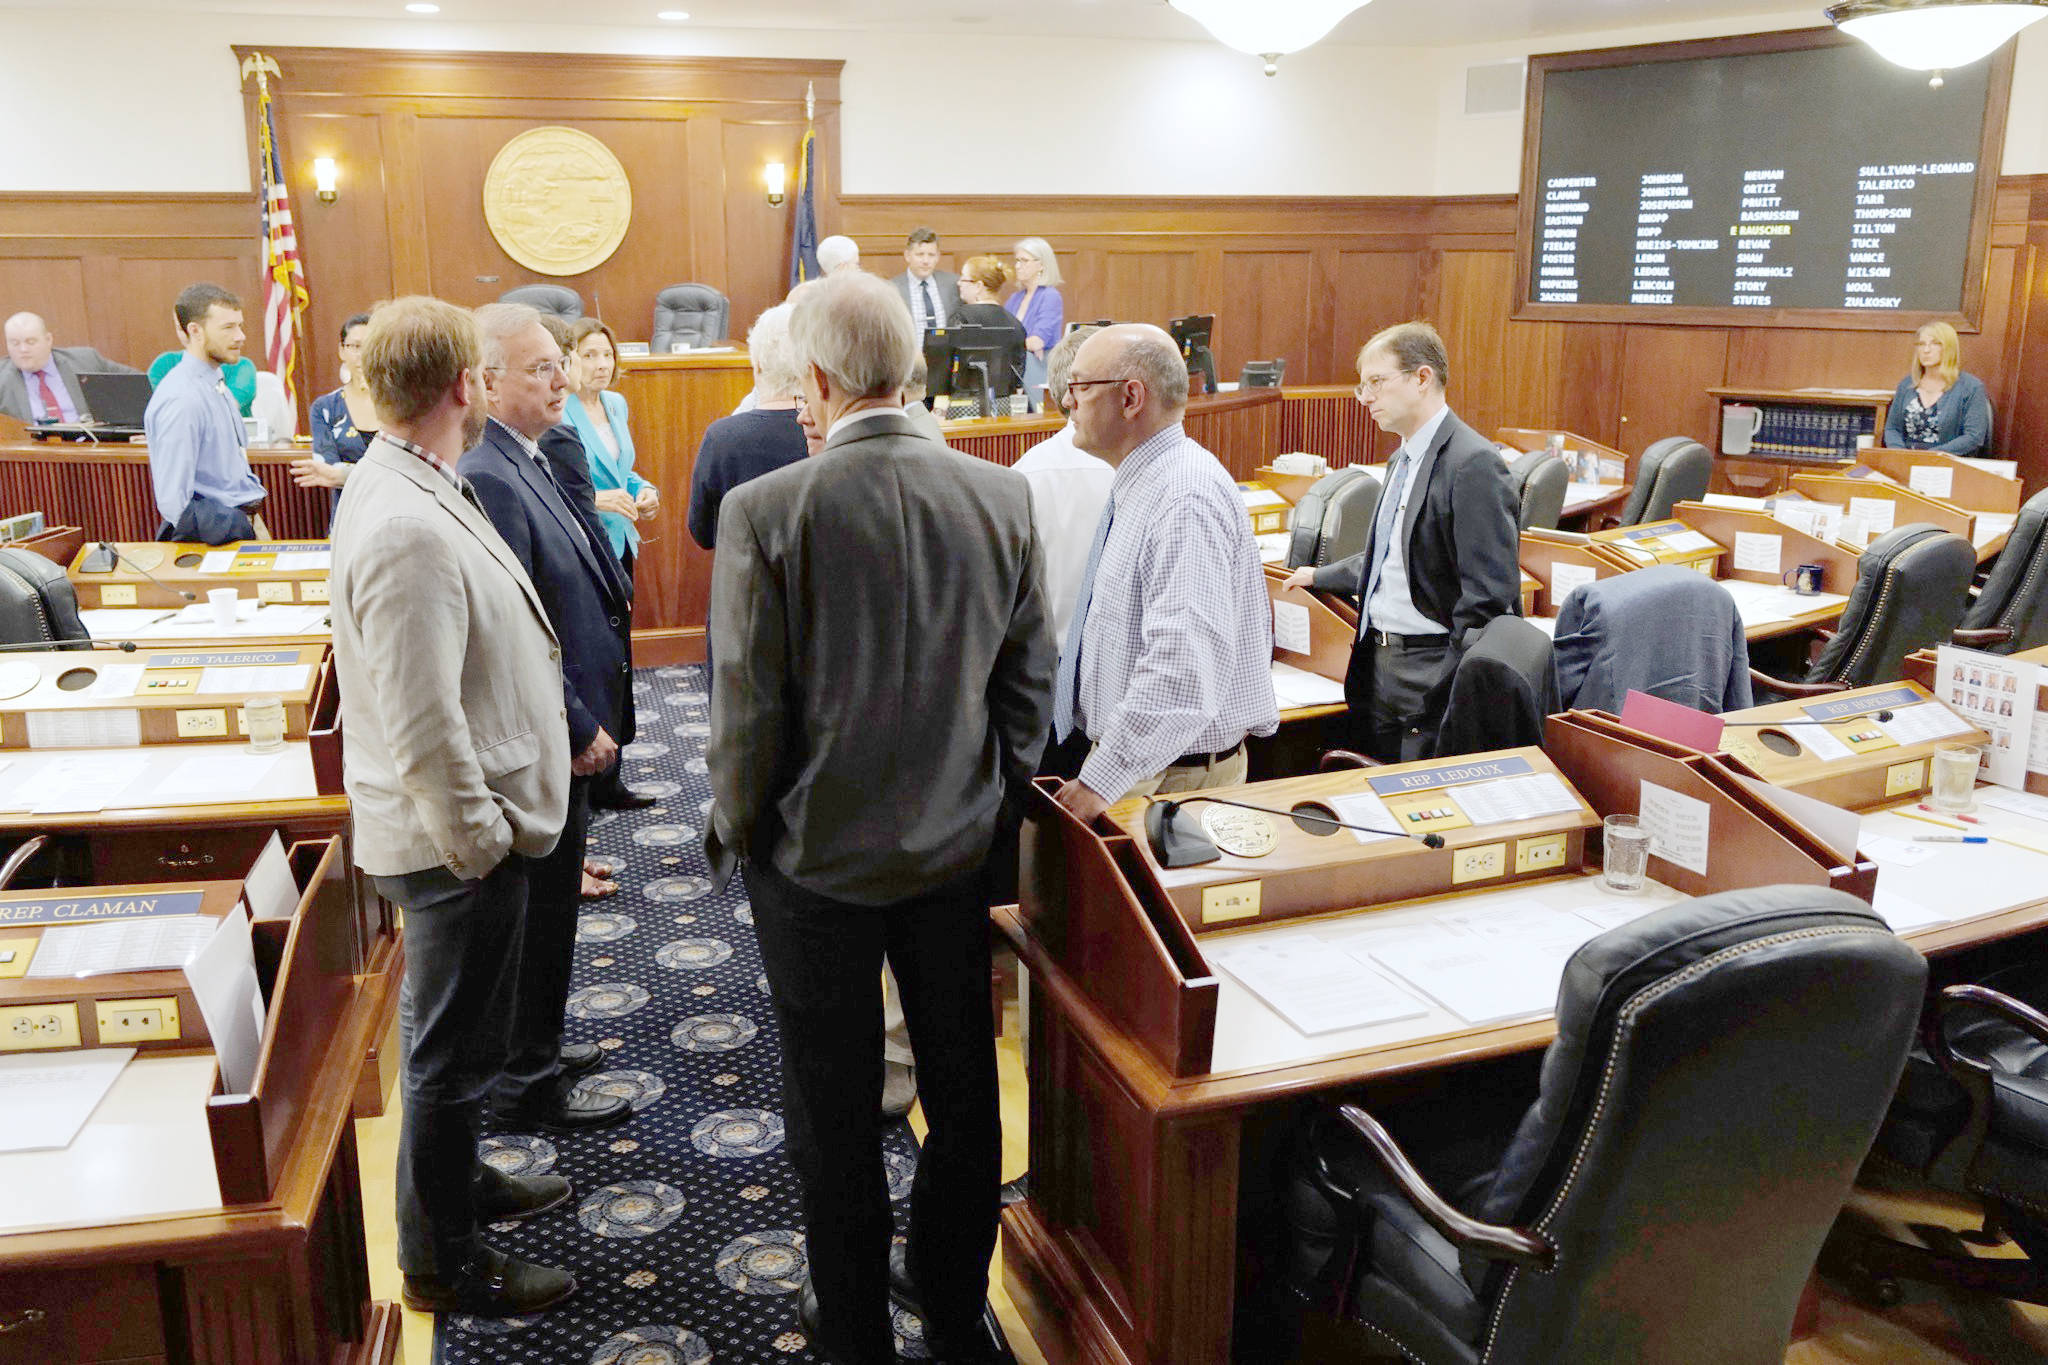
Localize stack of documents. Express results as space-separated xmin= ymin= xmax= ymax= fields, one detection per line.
xmin=1717 ymin=578 xmax=1846 ymax=628
xmin=1270 ymin=661 xmax=1346 ymax=710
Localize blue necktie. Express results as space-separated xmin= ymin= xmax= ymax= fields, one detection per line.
xmin=1362 ymin=450 xmax=1412 ymax=624
xmin=1052 ymin=499 xmax=1115 ymax=743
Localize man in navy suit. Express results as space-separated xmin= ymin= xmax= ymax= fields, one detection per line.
xmin=461 ymin=302 xmax=637 ymax=1133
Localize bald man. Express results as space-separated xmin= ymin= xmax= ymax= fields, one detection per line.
xmin=0 ymin=312 xmax=137 ymax=424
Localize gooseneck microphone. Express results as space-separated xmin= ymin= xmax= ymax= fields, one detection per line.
xmin=0 ymin=639 xmax=138 ymax=653
xmin=92 ymin=542 xmax=196 ymax=602
xmin=1145 ymin=793 xmax=1445 ymax=869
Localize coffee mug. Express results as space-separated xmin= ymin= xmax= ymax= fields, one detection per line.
xmin=1783 ymin=562 xmax=1824 ymax=596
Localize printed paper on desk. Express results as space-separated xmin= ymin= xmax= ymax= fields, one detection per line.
xmin=29 ymin=752 xmax=148 ymax=813
xmin=151 ymin=752 xmax=282 ymax=802
xmin=1272 ymin=600 xmax=1312 ymax=656
xmin=1908 ymin=466 xmax=1956 ymax=501
xmin=1849 ymin=497 xmax=1898 ymax=534
xmin=1326 ymin=790 xmax=1401 ymax=844
xmin=25 ymin=708 xmax=141 ymax=751
xmin=0 ymin=1048 xmax=136 ymax=1154
xmin=1859 ymin=831 xmax=1940 ymax=867
xmin=1269 ymin=661 xmax=1346 ymax=709
xmin=1447 ymin=773 xmax=1581 ymax=825
xmin=1876 ymin=701 xmax=1975 ymax=748
xmin=1574 ymin=894 xmax=1683 ymax=932
xmin=1660 ymin=530 xmax=1716 ymax=553
xmin=1934 ymin=645 xmax=2037 ymax=789
xmin=1729 ymin=772 xmax=1860 ymax=863
xmin=84 ymin=664 xmax=144 ymax=701
xmin=1206 ymin=938 xmax=1425 ymax=1036
xmin=1872 ymin=888 xmax=1951 ymax=932
xmin=198 ymin=550 xmax=235 ymax=574
xmin=244 ymin=831 xmax=300 ymax=922
xmin=1620 ymin=689 xmax=1725 ymax=752
xmin=1549 ymin=562 xmax=1597 ymax=606
xmin=1732 ymin=532 xmax=1782 ymax=575
xmin=1639 ymin=780 xmax=1710 ymax=875
xmin=1369 ymin=935 xmax=1573 ymax=1025
xmin=186 ymin=906 xmax=263 ymax=1094
xmin=1981 ymin=787 xmax=2048 ymax=824
xmin=1797 ymin=721 xmax=1855 ymax=763
xmin=1435 ymin=899 xmax=1603 ymax=949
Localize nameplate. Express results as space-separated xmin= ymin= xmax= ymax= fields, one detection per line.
xmin=0 ymin=891 xmax=205 ymax=926
xmin=1614 ymin=522 xmax=1682 ymax=542
xmin=1366 ymin=755 xmax=1536 ymax=795
xmin=146 ymin=650 xmax=302 ymax=668
xmin=234 ymin=542 xmax=328 ymax=555
xmin=1800 ymin=686 xmax=1921 ymax=723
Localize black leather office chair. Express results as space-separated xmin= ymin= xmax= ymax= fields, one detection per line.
xmin=1750 ymin=524 xmax=1977 ymax=698
xmin=1508 ymin=451 xmax=1569 ymax=531
xmin=1280 ymin=885 xmax=1925 ymax=1365
xmin=651 ymin=284 xmax=731 ymax=350
xmin=498 ymin=284 xmax=583 ymax=319
xmin=1958 ymin=487 xmax=2048 ymax=654
xmin=1285 ymin=468 xmax=1382 ymax=571
xmin=1553 ymin=565 xmax=1752 ymax=714
xmin=1611 ymin=437 xmax=1711 ymax=528
xmin=1432 ymin=615 xmax=1556 ymax=758
xmin=1241 ymin=358 xmax=1287 ymax=388
xmin=0 ymin=548 xmax=90 ymax=649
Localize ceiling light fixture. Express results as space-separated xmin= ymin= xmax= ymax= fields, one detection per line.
xmin=1167 ymin=0 xmax=1374 ymax=76
xmin=1827 ymin=0 xmax=2048 ymax=87
xmin=657 ymin=9 xmax=690 ymax=18
xmin=404 ymin=2 xmax=440 ymax=12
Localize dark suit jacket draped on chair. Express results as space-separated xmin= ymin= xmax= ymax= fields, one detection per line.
xmin=460 ymin=419 xmax=634 ymax=755
xmin=1552 ymin=565 xmax=1752 ymax=714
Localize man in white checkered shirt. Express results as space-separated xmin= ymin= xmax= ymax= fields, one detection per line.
xmin=1050 ymin=323 xmax=1279 ymax=822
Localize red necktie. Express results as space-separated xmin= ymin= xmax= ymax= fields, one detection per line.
xmin=31 ymin=372 xmax=63 ymax=422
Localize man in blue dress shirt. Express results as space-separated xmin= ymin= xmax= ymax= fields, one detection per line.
xmin=144 ymin=283 xmax=266 ymax=544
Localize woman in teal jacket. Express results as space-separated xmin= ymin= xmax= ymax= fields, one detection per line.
xmin=563 ymin=318 xmax=659 ymax=576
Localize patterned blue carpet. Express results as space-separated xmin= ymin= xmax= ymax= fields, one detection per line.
xmin=434 ymin=664 xmax=932 ymax=1365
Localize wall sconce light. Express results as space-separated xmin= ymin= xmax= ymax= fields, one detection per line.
xmin=764 ymin=161 xmax=787 ymax=207
xmin=313 ymin=157 xmax=339 ymax=203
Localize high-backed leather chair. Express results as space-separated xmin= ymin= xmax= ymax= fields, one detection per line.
xmin=1554 ymin=565 xmax=1752 ymax=714
xmin=1613 ymin=436 xmax=1711 ymax=527
xmin=651 ymin=283 xmax=731 ymax=351
xmin=1753 ymin=523 xmax=1976 ymax=697
xmin=1241 ymin=358 xmax=1286 ymax=388
xmin=498 ymin=284 xmax=583 ymax=319
xmin=1285 ymin=467 xmax=1382 ymax=572
xmin=0 ymin=547 xmax=90 ymax=649
xmin=1281 ymin=885 xmax=1925 ymax=1365
xmin=1508 ymin=450 xmax=1568 ymax=531
xmin=1959 ymin=487 xmax=2048 ymax=653
xmin=1433 ymin=614 xmax=1556 ymax=758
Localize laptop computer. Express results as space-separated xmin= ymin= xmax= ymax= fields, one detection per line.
xmin=32 ymin=372 xmax=152 ymax=440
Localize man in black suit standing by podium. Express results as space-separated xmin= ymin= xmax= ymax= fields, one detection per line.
xmin=461 ymin=301 xmax=636 ymax=1133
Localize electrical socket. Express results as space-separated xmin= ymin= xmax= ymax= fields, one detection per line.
xmin=1515 ymin=834 xmax=1568 ymax=875
xmin=0 ymin=1001 xmax=81 ymax=1050
xmin=1451 ymin=842 xmax=1507 ymax=885
xmin=96 ymin=997 xmax=181 ymax=1043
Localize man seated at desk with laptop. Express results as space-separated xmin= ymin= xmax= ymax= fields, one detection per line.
xmin=0 ymin=309 xmax=138 ymax=424
xmin=144 ymin=283 xmax=268 ymax=545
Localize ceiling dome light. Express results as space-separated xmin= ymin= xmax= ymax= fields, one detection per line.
xmin=1167 ymin=0 xmax=1374 ymax=75
xmin=1827 ymin=0 xmax=2048 ymax=86
xmin=404 ymin=2 xmax=440 ymax=12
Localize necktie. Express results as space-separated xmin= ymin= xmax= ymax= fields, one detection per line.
xmin=1052 ymin=499 xmax=1116 ymax=743
xmin=31 ymin=372 xmax=63 ymax=422
xmin=921 ymin=279 xmax=939 ymax=333
xmin=1362 ymin=450 xmax=1412 ymax=626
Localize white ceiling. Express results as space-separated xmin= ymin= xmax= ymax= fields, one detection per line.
xmin=0 ymin=0 xmax=1818 ymax=48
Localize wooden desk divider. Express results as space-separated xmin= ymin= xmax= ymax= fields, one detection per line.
xmin=1543 ymin=710 xmax=1874 ymax=900
xmin=68 ymin=539 xmax=332 ymax=609
xmin=1018 ymin=778 xmax=1218 ymax=1078
xmin=1495 ymin=425 xmax=1630 ymax=475
xmin=1587 ymin=518 xmax=1723 ymax=573
xmin=0 ymin=643 xmax=329 ymax=749
xmin=1252 ymin=465 xmax=1321 ymax=505
xmin=1263 ymin=565 xmax=1354 ymax=687
xmin=1862 ymin=448 xmax=2021 ymax=514
xmin=1519 ymin=529 xmax=1636 ymax=615
xmin=207 ymin=834 xmax=359 ymax=1205
xmin=1671 ymin=501 xmax=1863 ymax=593
xmin=1098 ymin=747 xmax=1601 ymax=934
xmin=1519 ymin=570 xmax=1540 ymax=617
xmin=1789 ymin=472 xmax=1976 ymax=543
xmin=8 ymin=524 xmax=85 ymax=567
xmin=308 ymin=651 xmax=344 ymax=796
xmin=1717 ymin=681 xmax=1988 ymax=810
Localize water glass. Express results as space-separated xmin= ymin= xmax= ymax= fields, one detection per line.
xmin=1602 ymin=814 xmax=1652 ymax=894
xmin=244 ymin=695 xmax=287 ymax=754
xmin=1929 ymin=743 xmax=1982 ymax=813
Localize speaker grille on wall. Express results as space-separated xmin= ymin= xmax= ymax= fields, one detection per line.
xmin=1465 ymin=61 xmax=1525 ymax=116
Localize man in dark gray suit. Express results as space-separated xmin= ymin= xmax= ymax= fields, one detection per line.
xmin=0 ymin=311 xmax=137 ymax=422
xmin=706 ymin=270 xmax=1052 ymax=1365
xmin=1281 ymin=321 xmax=1519 ymax=762
xmin=888 ymin=226 xmax=960 ymax=337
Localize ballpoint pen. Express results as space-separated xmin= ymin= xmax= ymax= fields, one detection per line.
xmin=1918 ymin=804 xmax=1980 ymax=823
xmin=1914 ymin=834 xmax=1989 ymax=844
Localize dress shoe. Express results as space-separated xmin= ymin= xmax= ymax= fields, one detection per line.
xmin=474 ymin=1168 xmax=571 ymax=1222
xmin=494 ymin=1085 xmax=632 ymax=1134
xmin=591 ymin=786 xmax=658 ymax=811
xmin=795 ymin=1272 xmax=822 ymax=1339
xmin=998 ymin=1173 xmax=1030 ymax=1207
xmin=401 ymin=1244 xmax=576 ymax=1316
xmin=881 ymin=1060 xmax=917 ymax=1120
xmin=558 ymin=1041 xmax=605 ymax=1079
xmin=887 ymin=1245 xmax=1016 ymax=1364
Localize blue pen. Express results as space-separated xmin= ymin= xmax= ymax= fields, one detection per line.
xmin=1915 ymin=834 xmax=1989 ymax=844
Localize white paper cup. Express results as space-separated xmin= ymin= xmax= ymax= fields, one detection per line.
xmin=208 ymin=588 xmax=240 ymax=630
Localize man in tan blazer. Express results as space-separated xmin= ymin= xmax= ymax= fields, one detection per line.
xmin=706 ymin=271 xmax=1053 ymax=1365
xmin=327 ymin=296 xmax=576 ymax=1319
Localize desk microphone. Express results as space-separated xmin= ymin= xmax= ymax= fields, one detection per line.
xmin=0 ymin=638 xmax=137 ymax=652
xmin=1146 ymin=794 xmax=1444 ymax=869
xmin=1721 ymin=710 xmax=1895 ymax=727
xmin=89 ymin=542 xmax=195 ymax=601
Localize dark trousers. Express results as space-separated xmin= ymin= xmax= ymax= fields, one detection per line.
xmin=494 ymin=776 xmax=588 ymax=1108
xmin=1364 ymin=638 xmax=1451 ymax=763
xmin=747 ymin=857 xmax=1000 ymax=1365
xmin=374 ymin=856 xmax=527 ymax=1276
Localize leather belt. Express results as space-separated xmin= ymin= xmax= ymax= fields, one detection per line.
xmin=1370 ymin=630 xmax=1450 ymax=649
xmin=1166 ymin=740 xmax=1244 ymax=769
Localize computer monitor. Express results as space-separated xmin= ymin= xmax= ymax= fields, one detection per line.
xmin=1065 ymin=318 xmax=1115 ymax=335
xmin=925 ymin=324 xmax=1026 ymax=418
xmin=1169 ymin=314 xmax=1217 ymax=393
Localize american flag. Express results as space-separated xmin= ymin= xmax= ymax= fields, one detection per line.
xmin=256 ymin=74 xmax=309 ymax=407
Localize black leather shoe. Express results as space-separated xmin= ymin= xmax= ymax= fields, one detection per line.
xmin=495 ymin=1087 xmax=632 ymax=1134
xmin=887 ymin=1242 xmax=927 ymax=1320
xmin=591 ymin=787 xmax=658 ymax=811
xmin=401 ymin=1245 xmax=576 ymax=1316
xmin=474 ymin=1169 xmax=571 ymax=1222
xmin=795 ymin=1272 xmax=822 ymax=1339
xmin=888 ymin=1246 xmax=1016 ymax=1364
xmin=998 ymin=1173 xmax=1029 ymax=1207
xmin=558 ymin=1041 xmax=605 ymax=1079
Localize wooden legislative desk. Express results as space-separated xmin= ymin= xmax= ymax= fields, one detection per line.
xmin=941 ymin=387 xmax=1284 ymax=477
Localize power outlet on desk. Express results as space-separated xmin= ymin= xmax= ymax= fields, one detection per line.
xmin=0 ymin=1002 xmax=80 ymax=1050
xmin=1515 ymin=834 xmax=1568 ymax=875
xmin=1452 ymin=842 xmax=1507 ymax=885
xmin=96 ymin=997 xmax=181 ymax=1043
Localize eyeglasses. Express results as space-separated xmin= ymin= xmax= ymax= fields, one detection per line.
xmin=487 ymin=359 xmax=572 ymax=380
xmin=1064 ymin=376 xmax=1132 ymax=398
xmin=1354 ymin=370 xmax=1414 ymax=399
